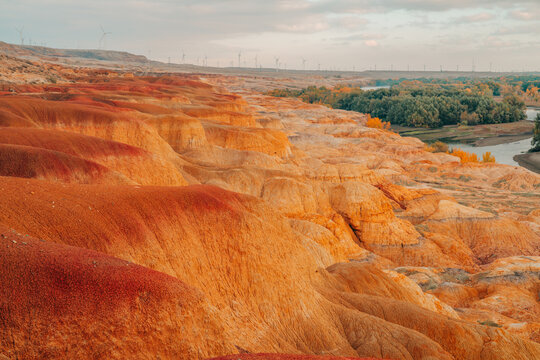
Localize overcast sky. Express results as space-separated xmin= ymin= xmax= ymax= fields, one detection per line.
xmin=1 ymin=0 xmax=539 ymax=71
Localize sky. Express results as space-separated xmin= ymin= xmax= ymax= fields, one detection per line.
xmin=1 ymin=0 xmax=539 ymax=72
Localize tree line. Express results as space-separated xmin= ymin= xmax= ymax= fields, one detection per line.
xmin=268 ymin=85 xmax=526 ymax=128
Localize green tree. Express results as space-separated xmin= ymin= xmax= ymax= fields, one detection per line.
xmin=531 ymin=113 xmax=540 ymax=152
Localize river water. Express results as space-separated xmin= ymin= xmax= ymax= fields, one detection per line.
xmin=454 ymin=108 xmax=537 ymax=166
xmin=359 ymin=87 xmax=538 ymax=167
xmin=455 ymin=137 xmax=532 ymax=166
xmin=360 ymin=85 xmax=391 ymax=91
xmin=527 ymin=107 xmax=539 ymax=121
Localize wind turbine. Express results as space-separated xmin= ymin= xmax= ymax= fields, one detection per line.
xmin=254 ymin=54 xmax=258 ymax=69
xmin=181 ymin=49 xmax=186 ymax=64
xmin=238 ymin=51 xmax=241 ymax=67
xmin=301 ymin=57 xmax=307 ymax=71
xmin=274 ymin=57 xmax=280 ymax=72
xmin=99 ymin=25 xmax=111 ymax=50
xmin=15 ymin=27 xmax=24 ymax=45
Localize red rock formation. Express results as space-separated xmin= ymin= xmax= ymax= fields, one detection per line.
xmin=0 ymin=143 xmax=131 ymax=184
xmin=0 ymin=65 xmax=539 ymax=359
xmin=0 ymin=227 xmax=234 ymax=359
xmin=0 ymin=127 xmax=186 ymax=185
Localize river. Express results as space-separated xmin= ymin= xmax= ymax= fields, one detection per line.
xmin=452 ymin=107 xmax=537 ymax=166
xmin=454 ymin=137 xmax=532 ymax=166
xmin=360 ymin=86 xmax=538 ymax=168
xmin=526 ymin=107 xmax=539 ymax=121
xmin=360 ymin=85 xmax=391 ymax=91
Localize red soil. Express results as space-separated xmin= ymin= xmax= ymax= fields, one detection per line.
xmin=0 ymin=226 xmax=233 ymax=359
xmin=0 ymin=96 xmax=128 ymax=126
xmin=0 ymin=143 xmax=126 ymax=184
xmin=0 ymin=127 xmax=146 ymax=158
xmin=0 ymin=226 xmax=195 ymax=316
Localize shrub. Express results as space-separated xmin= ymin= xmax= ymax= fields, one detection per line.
xmin=425 ymin=141 xmax=449 ymax=153
xmin=459 ymin=111 xmax=479 ymax=126
xmin=478 ymin=320 xmax=501 ymax=328
xmin=482 ymin=151 xmax=496 ymax=163
xmin=448 ymin=147 xmax=478 ymax=163
xmin=366 ymin=115 xmax=391 ymax=130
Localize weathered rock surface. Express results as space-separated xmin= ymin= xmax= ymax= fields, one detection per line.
xmin=0 ymin=64 xmax=539 ymax=359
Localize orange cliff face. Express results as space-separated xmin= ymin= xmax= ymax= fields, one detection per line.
xmin=0 ymin=66 xmax=539 ymax=360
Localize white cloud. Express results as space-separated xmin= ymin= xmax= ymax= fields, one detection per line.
xmin=0 ymin=0 xmax=538 ymax=71
xmin=509 ymin=10 xmax=538 ymax=20
xmin=365 ymin=40 xmax=379 ymax=47
xmin=462 ymin=12 xmax=495 ymax=22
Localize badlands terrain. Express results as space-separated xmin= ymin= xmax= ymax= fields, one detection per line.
xmin=0 ymin=52 xmax=539 ymax=360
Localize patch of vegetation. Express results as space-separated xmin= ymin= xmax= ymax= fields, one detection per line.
xmin=478 ymin=207 xmax=498 ymax=215
xmin=482 ymin=151 xmax=496 ymax=163
xmin=437 ymin=185 xmax=461 ymax=190
xmin=511 ymin=192 xmax=539 ymax=198
xmin=394 ymin=179 xmax=417 ymax=187
xmin=441 ymin=268 xmax=471 ymax=283
xmin=268 ymin=82 xmax=527 ymax=128
xmin=425 ymin=141 xmax=449 ymax=153
xmin=422 ymin=281 xmax=438 ymax=292
xmin=366 ymin=115 xmax=392 ymax=130
xmin=492 ymin=178 xmax=508 ymax=188
xmin=478 ymin=320 xmax=501 ymax=328
xmin=531 ymin=113 xmax=540 ymax=152
xmin=448 ymin=148 xmax=479 ymax=163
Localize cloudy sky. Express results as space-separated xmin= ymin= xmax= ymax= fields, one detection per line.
xmin=1 ymin=0 xmax=539 ymax=71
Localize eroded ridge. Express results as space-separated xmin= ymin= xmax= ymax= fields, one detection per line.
xmin=0 ymin=65 xmax=539 ymax=359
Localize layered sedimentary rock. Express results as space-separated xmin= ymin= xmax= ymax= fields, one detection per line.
xmin=0 ymin=66 xmax=539 ymax=359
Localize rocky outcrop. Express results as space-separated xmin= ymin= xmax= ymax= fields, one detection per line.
xmin=0 ymin=68 xmax=539 ymax=359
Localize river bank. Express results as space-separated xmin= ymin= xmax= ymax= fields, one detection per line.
xmin=393 ymin=118 xmax=539 ymax=172
xmin=514 ymin=152 xmax=540 ymax=174
xmin=393 ymin=120 xmax=534 ymax=146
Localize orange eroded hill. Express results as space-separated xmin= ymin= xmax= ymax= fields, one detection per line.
xmin=0 ymin=177 xmax=539 ymax=359
xmin=0 ymin=68 xmax=539 ymax=359
xmin=0 ymin=226 xmax=234 ymax=359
